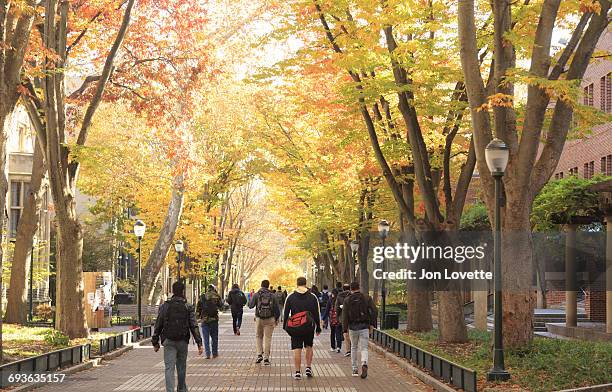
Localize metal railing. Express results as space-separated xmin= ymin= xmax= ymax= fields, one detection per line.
xmin=0 ymin=343 xmax=91 ymax=388
xmin=98 ymin=325 xmax=153 ymax=355
xmin=371 ymin=329 xmax=478 ymax=392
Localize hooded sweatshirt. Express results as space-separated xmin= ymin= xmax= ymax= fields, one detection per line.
xmin=226 ymin=287 xmax=247 ymax=312
xmin=283 ymin=286 xmax=322 ymax=333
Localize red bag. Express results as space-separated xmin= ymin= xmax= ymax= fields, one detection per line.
xmin=330 ymin=307 xmax=339 ymax=327
xmin=286 ymin=311 xmax=315 ymax=336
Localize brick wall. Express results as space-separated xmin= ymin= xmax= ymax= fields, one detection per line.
xmin=585 ymin=279 xmax=606 ymax=322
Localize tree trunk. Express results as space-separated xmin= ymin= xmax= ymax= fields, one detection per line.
xmin=142 ymin=174 xmax=185 ymax=303
xmin=501 ymin=204 xmax=536 ymax=348
xmin=54 ymin=213 xmax=88 ymax=338
xmin=5 ymin=143 xmax=46 ymax=324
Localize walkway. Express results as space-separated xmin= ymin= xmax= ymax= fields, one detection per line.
xmin=36 ymin=309 xmax=431 ymax=392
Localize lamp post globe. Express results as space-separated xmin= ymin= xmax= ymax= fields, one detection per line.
xmin=378 ymin=220 xmax=390 ymax=239
xmin=485 ymin=138 xmax=509 ymax=176
xmin=133 ymin=220 xmax=146 ymax=331
xmin=485 ymin=138 xmax=511 ymax=382
xmin=175 ymin=240 xmax=184 ymax=283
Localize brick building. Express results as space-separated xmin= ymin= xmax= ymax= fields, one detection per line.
xmin=548 ymin=31 xmax=611 ymax=324
xmin=553 ymin=30 xmax=612 ymax=180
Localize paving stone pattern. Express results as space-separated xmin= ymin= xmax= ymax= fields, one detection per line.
xmin=35 ymin=309 xmax=431 ymax=392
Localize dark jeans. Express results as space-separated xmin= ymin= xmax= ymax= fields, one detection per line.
xmin=330 ymin=325 xmax=343 ymax=350
xmin=163 ymin=339 xmax=188 ymax=392
xmin=231 ymin=309 xmax=243 ymax=333
xmin=201 ymin=321 xmax=218 ymax=356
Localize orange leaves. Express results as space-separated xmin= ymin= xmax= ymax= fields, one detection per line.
xmin=477 ymin=93 xmax=514 ymax=112
xmin=580 ymin=0 xmax=602 ymax=14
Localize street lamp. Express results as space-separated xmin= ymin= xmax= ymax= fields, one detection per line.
xmin=350 ymin=240 xmax=359 ymax=281
xmin=134 ymin=220 xmax=146 ymax=330
xmin=485 ymin=138 xmax=510 ymax=382
xmin=378 ymin=219 xmax=390 ymax=329
xmin=319 ymin=263 xmax=324 ymax=287
xmin=174 ymin=240 xmax=184 ymax=283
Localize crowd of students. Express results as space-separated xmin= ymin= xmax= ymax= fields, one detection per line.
xmin=152 ymin=276 xmax=377 ymax=392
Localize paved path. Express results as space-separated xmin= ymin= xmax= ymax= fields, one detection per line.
xmin=36 ymin=309 xmax=431 ymax=392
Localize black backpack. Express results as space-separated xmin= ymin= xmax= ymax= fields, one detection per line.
xmin=347 ymin=293 xmax=370 ymax=324
xmin=164 ymin=300 xmax=190 ymax=341
xmin=256 ymin=290 xmax=274 ymax=319
xmin=201 ymin=294 xmax=219 ymax=318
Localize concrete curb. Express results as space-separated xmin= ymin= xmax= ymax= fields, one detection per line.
xmin=369 ymin=341 xmax=457 ymax=392
xmin=555 ymin=384 xmax=612 ymax=392
xmin=9 ymin=338 xmax=152 ymax=391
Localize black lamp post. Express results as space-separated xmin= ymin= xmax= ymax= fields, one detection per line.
xmin=378 ymin=220 xmax=390 ymax=329
xmin=319 ymin=263 xmax=324 ymax=287
xmin=350 ymin=240 xmax=359 ymax=281
xmin=485 ymin=138 xmax=510 ymax=382
xmin=175 ymin=240 xmax=184 ymax=283
xmin=134 ymin=220 xmax=146 ymax=330
xmin=28 ymin=246 xmax=34 ymax=322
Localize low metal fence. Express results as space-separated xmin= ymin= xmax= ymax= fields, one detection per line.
xmin=98 ymin=325 xmax=153 ymax=355
xmin=371 ymin=329 xmax=478 ymax=392
xmin=0 ymin=343 xmax=91 ymax=388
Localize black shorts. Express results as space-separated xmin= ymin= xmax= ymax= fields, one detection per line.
xmin=290 ymin=331 xmax=315 ymax=350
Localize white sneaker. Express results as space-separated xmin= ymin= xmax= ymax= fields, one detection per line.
xmin=352 ymin=368 xmax=359 ymax=377
xmin=330 ymin=348 xmax=336 ymax=352
xmin=336 ymin=348 xmax=341 ymax=353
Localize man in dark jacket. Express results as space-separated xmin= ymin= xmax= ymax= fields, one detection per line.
xmin=226 ymin=283 xmax=247 ymax=335
xmin=248 ymin=280 xmax=280 ymax=365
xmin=153 ymin=282 xmax=203 ymax=392
xmin=335 ymin=283 xmax=352 ymax=357
xmin=283 ymin=277 xmax=322 ymax=380
xmin=196 ymin=284 xmax=223 ymax=358
xmin=341 ymin=281 xmax=377 ymax=379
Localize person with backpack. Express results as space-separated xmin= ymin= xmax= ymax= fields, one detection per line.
xmin=226 ymin=283 xmax=247 ymax=335
xmin=324 ymin=288 xmax=343 ymax=353
xmin=335 ymin=283 xmax=352 ymax=357
xmin=248 ymin=279 xmax=280 ymax=365
xmin=342 ymin=281 xmax=377 ymax=379
xmin=196 ymin=284 xmax=222 ymax=359
xmin=275 ymin=286 xmax=286 ymax=322
xmin=283 ymin=277 xmax=322 ymax=380
xmin=152 ymin=282 xmax=203 ymax=392
xmin=319 ymin=285 xmax=330 ymax=329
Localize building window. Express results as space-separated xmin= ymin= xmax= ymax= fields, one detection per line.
xmin=601 ymin=73 xmax=612 ymax=112
xmin=9 ymin=181 xmax=29 ymax=238
xmin=583 ymin=83 xmax=594 ymax=106
xmin=554 ymin=172 xmax=565 ymax=180
xmin=583 ymin=161 xmax=595 ymax=179
xmin=569 ymin=167 xmax=578 ymax=176
xmin=602 ymin=155 xmax=612 ymax=176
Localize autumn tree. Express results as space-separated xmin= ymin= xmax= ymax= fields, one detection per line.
xmin=458 ymin=0 xmax=610 ymax=347
xmin=0 ymin=0 xmax=37 ymax=325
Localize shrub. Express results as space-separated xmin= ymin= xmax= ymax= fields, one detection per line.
xmin=35 ymin=304 xmax=54 ymax=321
xmin=43 ymin=329 xmax=69 ymax=346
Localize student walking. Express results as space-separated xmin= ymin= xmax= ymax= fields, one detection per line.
xmin=283 ymin=277 xmax=322 ymax=380
xmin=226 ymin=283 xmax=247 ymax=335
xmin=320 ymin=285 xmax=330 ymax=329
xmin=152 ymin=282 xmax=203 ymax=392
xmin=249 ymin=279 xmax=280 ymax=365
xmin=325 ymin=288 xmax=343 ymax=352
xmin=197 ymin=284 xmax=222 ymax=359
xmin=342 ymin=281 xmax=377 ymax=379
xmin=335 ymin=283 xmax=352 ymax=357
xmin=274 ymin=286 xmax=286 ymax=322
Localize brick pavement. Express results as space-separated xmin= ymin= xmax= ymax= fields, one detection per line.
xmin=35 ymin=309 xmax=431 ymax=392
